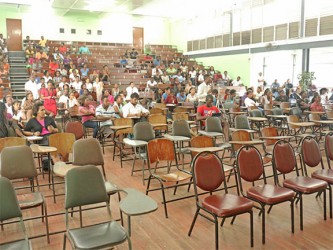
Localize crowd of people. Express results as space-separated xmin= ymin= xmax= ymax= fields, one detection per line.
xmin=0 ymin=33 xmax=9 ymax=83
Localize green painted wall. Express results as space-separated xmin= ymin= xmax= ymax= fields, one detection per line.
xmin=196 ymin=54 xmax=251 ymax=86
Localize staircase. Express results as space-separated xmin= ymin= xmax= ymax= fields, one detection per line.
xmin=8 ymin=51 xmax=28 ymax=100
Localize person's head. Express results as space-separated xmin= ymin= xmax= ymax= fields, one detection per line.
xmin=230 ymin=89 xmax=236 ymax=98
xmin=47 ymin=80 xmax=54 ymax=89
xmin=225 ymin=89 xmax=230 ymax=95
xmin=313 ymin=94 xmax=321 ymax=104
xmin=55 ymin=71 xmax=61 ymax=77
xmin=165 ymin=87 xmax=171 ymax=94
xmin=69 ymin=90 xmax=76 ymax=100
xmin=237 ymin=76 xmax=241 ymax=81
xmin=300 ymin=90 xmax=307 ymax=99
xmin=247 ymin=90 xmax=253 ymax=98
xmin=4 ymin=94 xmax=13 ymax=105
xmin=264 ymin=88 xmax=271 ymax=96
xmin=102 ymin=89 xmax=110 ymax=96
xmin=63 ymin=84 xmax=69 ymax=91
xmin=41 ymin=35 xmax=44 ymax=40
xmin=26 ymin=92 xmax=33 ymax=101
xmin=78 ymin=96 xmax=89 ymax=106
xmin=320 ymin=88 xmax=328 ymax=96
xmin=212 ymin=89 xmax=218 ymax=97
xmin=63 ymin=89 xmax=69 ymax=96
xmin=224 ymin=70 xmax=228 ymax=75
xmin=33 ymin=102 xmax=46 ymax=118
xmin=130 ymin=92 xmax=140 ymax=106
xmin=30 ymin=75 xmax=36 ymax=82
xmin=75 ymin=75 xmax=80 ymax=82
xmin=12 ymin=101 xmax=21 ymax=112
xmin=278 ymin=89 xmax=286 ymax=97
xmin=204 ymin=74 xmax=211 ymax=83
xmin=115 ymin=94 xmax=123 ymax=104
xmin=81 ymin=83 xmax=87 ymax=90
xmin=130 ymin=81 xmax=135 ymax=88
xmin=169 ymin=90 xmax=175 ymax=96
xmin=206 ymin=94 xmax=214 ymax=107
xmin=114 ymin=83 xmax=119 ymax=89
xmin=259 ymin=72 xmax=263 ymax=76
xmin=209 ymin=66 xmax=214 ymax=71
xmin=190 ymin=87 xmax=196 ymax=95
xmin=274 ymin=79 xmax=278 ymax=83
xmin=101 ymin=95 xmax=110 ymax=109
xmin=163 ymin=71 xmax=167 ymax=75
xmin=44 ymin=70 xmax=49 ymax=76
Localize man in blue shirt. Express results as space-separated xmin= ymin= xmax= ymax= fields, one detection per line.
xmin=162 ymin=87 xmax=171 ymax=104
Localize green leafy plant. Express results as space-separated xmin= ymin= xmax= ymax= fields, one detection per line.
xmin=297 ymin=72 xmax=316 ymax=91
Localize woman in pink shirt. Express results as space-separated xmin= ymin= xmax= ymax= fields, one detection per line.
xmin=310 ymin=94 xmax=324 ymax=112
xmin=100 ymin=89 xmax=114 ymax=105
xmin=78 ymin=95 xmax=98 ymax=138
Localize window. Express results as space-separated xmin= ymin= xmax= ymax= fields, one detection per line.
xmin=97 ymin=30 xmax=102 ymax=35
xmin=86 ymin=29 xmax=91 ymax=35
xmin=59 ymin=28 xmax=64 ymax=34
xmin=71 ymin=29 xmax=76 ymax=34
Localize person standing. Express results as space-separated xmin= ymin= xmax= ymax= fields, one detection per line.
xmin=40 ymin=80 xmax=57 ymax=116
xmin=125 ymin=81 xmax=139 ymax=101
xmin=197 ymin=75 xmax=211 ymax=105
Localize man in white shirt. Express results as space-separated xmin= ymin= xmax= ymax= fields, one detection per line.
xmin=58 ymin=76 xmax=68 ymax=90
xmin=71 ymin=76 xmax=82 ymax=91
xmin=151 ymin=66 xmax=162 ymax=76
xmin=244 ymin=90 xmax=257 ymax=108
xmin=146 ymin=77 xmax=157 ymax=90
xmin=232 ymin=76 xmax=243 ymax=86
xmin=122 ymin=93 xmax=149 ymax=118
xmin=197 ymin=75 xmax=211 ymax=104
xmin=125 ymin=81 xmax=139 ymax=101
xmin=95 ymin=96 xmax=117 ymax=138
xmin=25 ymin=75 xmax=40 ymax=100
xmin=58 ymin=89 xmax=69 ymax=107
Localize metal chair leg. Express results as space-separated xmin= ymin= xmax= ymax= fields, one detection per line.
xmin=188 ymin=207 xmax=200 ymax=236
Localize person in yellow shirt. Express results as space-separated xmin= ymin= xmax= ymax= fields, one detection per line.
xmin=38 ymin=36 xmax=48 ymax=51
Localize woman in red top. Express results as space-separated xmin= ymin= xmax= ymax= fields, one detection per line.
xmin=41 ymin=80 xmax=57 ymax=116
xmin=310 ymin=94 xmax=324 ymax=112
xmin=48 ymin=59 xmax=59 ymax=77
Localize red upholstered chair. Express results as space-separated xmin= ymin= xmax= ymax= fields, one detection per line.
xmin=302 ymin=136 xmax=332 ymax=219
xmin=272 ymin=140 xmax=328 ymax=230
xmin=236 ymin=145 xmax=295 ymax=244
xmin=188 ymin=151 xmax=253 ymax=250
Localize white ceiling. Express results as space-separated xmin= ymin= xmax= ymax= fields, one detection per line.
xmin=0 ymin=0 xmax=252 ymax=19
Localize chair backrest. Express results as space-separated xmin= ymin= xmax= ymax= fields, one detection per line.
xmin=133 ymin=122 xmax=155 ymax=141
xmin=0 ymin=145 xmax=37 ymax=179
xmin=72 ymin=138 xmax=104 ymax=166
xmin=206 ymin=117 xmax=222 ymax=133
xmin=173 ymin=120 xmax=192 ymax=138
xmin=192 ymin=152 xmax=227 ymax=194
xmin=272 ymin=140 xmax=297 ymax=175
xmin=147 ymin=114 xmax=167 ymax=125
xmin=113 ymin=118 xmax=133 ymax=135
xmin=301 ymin=136 xmax=322 ymax=168
xmin=272 ymin=108 xmax=283 ymax=116
xmin=231 ymin=130 xmax=251 ymax=151
xmin=0 ymin=137 xmax=26 ymax=153
xmin=64 ymin=121 xmax=85 ymax=140
xmin=236 ymin=145 xmax=264 ymax=184
xmin=248 ymin=106 xmax=258 ymax=111
xmin=154 ymin=103 xmax=166 ymax=109
xmin=174 ymin=107 xmax=187 ymax=113
xmin=190 ymin=135 xmax=214 ymax=158
xmin=290 ymin=107 xmax=302 ymax=117
xmin=309 ymin=113 xmax=321 ymax=124
xmin=48 ymin=133 xmax=75 ymax=162
xmin=280 ymin=102 xmax=290 ymax=109
xmin=65 ymin=165 xmax=108 ymax=209
xmin=326 ymin=110 xmax=333 ymax=119
xmin=234 ymin=115 xmax=250 ymax=129
xmin=261 ymin=127 xmax=278 ymax=146
xmin=172 ymin=112 xmax=189 ymax=121
xmin=230 ymin=107 xmax=241 ymax=113
xmin=149 ymin=108 xmax=163 ymax=115
xmin=0 ymin=177 xmax=22 ymax=221
xmin=249 ymin=109 xmax=262 ymax=118
xmin=325 ymin=132 xmax=333 ymax=162
xmin=222 ymin=102 xmax=234 ymax=110
xmin=147 ymin=138 xmax=176 ymax=164
xmin=287 ymin=115 xmax=300 ymax=129
xmin=264 ymin=104 xmax=273 ymax=115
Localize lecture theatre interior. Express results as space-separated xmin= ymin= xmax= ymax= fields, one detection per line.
xmin=0 ymin=0 xmax=333 ymax=249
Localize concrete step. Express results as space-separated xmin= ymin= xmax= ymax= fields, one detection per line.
xmin=9 ymin=57 xmax=26 ymax=63
xmin=10 ymin=64 xmax=26 ymax=68
xmin=8 ymin=51 xmax=25 ymax=57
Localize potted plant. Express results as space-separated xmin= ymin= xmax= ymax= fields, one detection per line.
xmin=297 ymin=72 xmax=316 ymax=91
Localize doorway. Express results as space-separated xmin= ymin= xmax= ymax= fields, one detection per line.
xmin=6 ymin=19 xmax=22 ymax=51
xmin=133 ymin=27 xmax=144 ymax=53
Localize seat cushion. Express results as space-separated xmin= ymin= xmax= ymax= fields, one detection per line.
xmin=156 ymin=170 xmax=192 ymax=182
xmin=68 ymin=221 xmax=127 ymax=249
xmin=283 ymin=176 xmax=327 ymax=194
xmin=201 ymin=193 xmax=253 ymax=217
xmin=312 ymin=169 xmax=333 ymax=184
xmin=53 ymin=162 xmax=80 ymax=178
xmin=17 ymin=192 xmax=44 ymax=209
xmin=247 ymin=184 xmax=295 ymax=205
xmin=0 ymin=239 xmax=30 ymax=250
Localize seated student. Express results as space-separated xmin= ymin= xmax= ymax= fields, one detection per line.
xmin=4 ymin=94 xmax=13 ymax=116
xmin=78 ymin=95 xmax=98 ymax=138
xmin=24 ymin=102 xmax=58 ymax=145
xmin=95 ymin=96 xmax=117 ymax=138
xmin=244 ymin=90 xmax=258 ymax=108
xmin=120 ymin=56 xmax=128 ymax=67
xmin=319 ymin=87 xmax=329 ymax=105
xmin=100 ymin=89 xmax=114 ymax=105
xmin=310 ymin=94 xmax=333 ymax=130
xmin=113 ymin=94 xmax=124 ymax=118
xmin=162 ymin=87 xmax=171 ymax=104
xmin=38 ymin=36 xmax=48 ymax=50
xmin=0 ymin=102 xmax=9 ymax=138
xmin=196 ymin=94 xmax=230 ymax=141
xmin=122 ymin=93 xmax=149 ymax=119
xmin=22 ymin=92 xmax=34 ymax=120
xmin=125 ymin=81 xmax=139 ymax=101
xmin=177 ymin=88 xmax=187 ymax=103
xmin=261 ymin=88 xmax=274 ymax=106
xmin=80 ymin=63 xmax=90 ymax=78
xmin=186 ymin=87 xmax=198 ymax=104
xmin=297 ymin=90 xmax=310 ymax=112
xmin=146 ymin=76 xmax=157 ymax=91
xmin=165 ymin=90 xmax=178 ymax=104
xmin=275 ymin=89 xmax=289 ymax=103
xmin=224 ymin=89 xmax=230 ymax=101
xmin=59 ymin=42 xmax=67 ymax=54
xmin=129 ymin=48 xmax=138 ymax=59
xmin=78 ymin=45 xmax=91 ymax=54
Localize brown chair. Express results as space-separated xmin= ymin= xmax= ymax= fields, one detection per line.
xmin=280 ymin=102 xmax=290 ymax=114
xmin=272 ymin=140 xmax=328 ymax=230
xmin=188 ymin=151 xmax=254 ymax=250
xmin=149 ymin=107 xmax=163 ymax=115
xmin=302 ymin=136 xmax=332 ymax=219
xmin=148 ymin=114 xmax=168 ymax=134
xmin=190 ymin=135 xmax=214 ymax=158
xmin=0 ymin=145 xmax=50 ymax=243
xmin=172 ymin=112 xmax=189 ymax=121
xmin=236 ymin=145 xmax=295 ymax=244
xmin=173 ymin=106 xmax=188 ymax=113
xmin=145 ymin=138 xmax=192 ymax=218
xmin=64 ymin=120 xmax=85 ymax=140
xmin=326 ymin=110 xmax=333 ymax=120
xmin=0 ymin=137 xmax=26 ymax=153
xmin=112 ymin=118 xmax=134 ymax=167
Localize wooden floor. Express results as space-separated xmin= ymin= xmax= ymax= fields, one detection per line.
xmin=1 ymin=138 xmax=333 ymax=250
